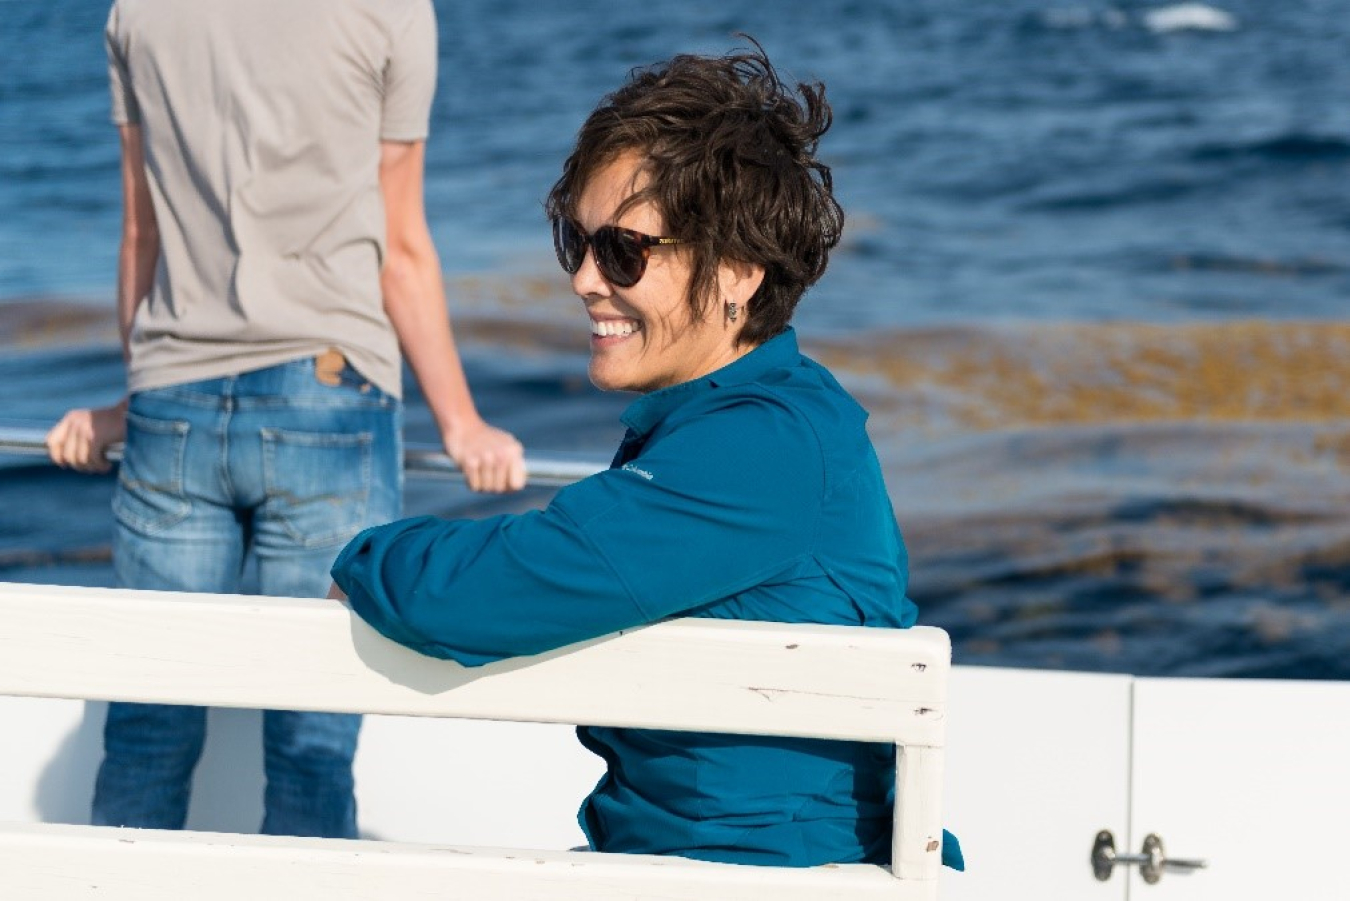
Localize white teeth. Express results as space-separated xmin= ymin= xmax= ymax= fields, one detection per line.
xmin=591 ymin=319 xmax=641 ymax=337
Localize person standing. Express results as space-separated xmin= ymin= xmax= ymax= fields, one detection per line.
xmin=45 ymin=0 xmax=525 ymax=837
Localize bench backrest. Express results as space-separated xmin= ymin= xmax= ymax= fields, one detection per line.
xmin=0 ymin=581 xmax=950 ymax=900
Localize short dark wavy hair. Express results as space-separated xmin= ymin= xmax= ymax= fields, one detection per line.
xmin=545 ymin=39 xmax=844 ymax=346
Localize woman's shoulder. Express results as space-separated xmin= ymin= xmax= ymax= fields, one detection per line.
xmin=706 ymin=354 xmax=867 ymax=429
xmin=652 ymin=359 xmax=867 ymax=471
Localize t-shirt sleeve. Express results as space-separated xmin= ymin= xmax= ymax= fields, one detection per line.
xmin=380 ymin=0 xmax=437 ymax=141
xmin=330 ymin=392 xmax=825 ymax=666
xmin=105 ymin=2 xmax=139 ymax=125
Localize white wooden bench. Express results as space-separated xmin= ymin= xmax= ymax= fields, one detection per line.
xmin=0 ymin=580 xmax=950 ymax=900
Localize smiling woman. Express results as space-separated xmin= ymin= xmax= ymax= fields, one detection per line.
xmin=544 ymin=41 xmax=843 ymax=395
xmin=329 ymin=39 xmax=961 ymax=872
xmin=559 ymin=149 xmax=762 ymax=393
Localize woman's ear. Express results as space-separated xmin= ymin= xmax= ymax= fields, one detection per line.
xmin=718 ymin=259 xmax=765 ymax=309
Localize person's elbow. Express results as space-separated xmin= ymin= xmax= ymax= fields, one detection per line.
xmin=379 ymin=239 xmax=436 ymax=312
xmin=123 ymin=216 xmax=159 ymax=253
xmin=379 ymin=247 xmax=414 ymax=307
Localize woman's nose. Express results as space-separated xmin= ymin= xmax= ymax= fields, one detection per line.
xmin=570 ymin=243 xmax=610 ymax=297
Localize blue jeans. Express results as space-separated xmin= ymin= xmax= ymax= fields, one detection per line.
xmin=93 ymin=356 xmax=402 ymax=838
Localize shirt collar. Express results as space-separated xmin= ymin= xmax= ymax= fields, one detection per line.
xmin=619 ymin=328 xmax=800 ymax=437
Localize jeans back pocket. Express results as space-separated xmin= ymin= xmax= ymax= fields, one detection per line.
xmin=113 ymin=412 xmax=192 ymax=535
xmin=261 ymin=427 xmax=372 ymax=548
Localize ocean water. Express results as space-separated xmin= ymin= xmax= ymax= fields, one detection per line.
xmin=0 ymin=0 xmax=1346 ymax=678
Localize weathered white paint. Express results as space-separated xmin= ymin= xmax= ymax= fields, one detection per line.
xmin=0 ymin=581 xmax=950 ymax=899
xmin=2 ymin=822 xmax=934 ymax=901
xmin=0 ymin=582 xmax=949 ymax=744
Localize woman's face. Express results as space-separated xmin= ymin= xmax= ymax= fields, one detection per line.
xmin=570 ymin=151 xmax=761 ymax=394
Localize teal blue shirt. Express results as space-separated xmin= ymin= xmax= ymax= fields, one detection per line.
xmin=332 ymin=328 xmax=962 ymax=870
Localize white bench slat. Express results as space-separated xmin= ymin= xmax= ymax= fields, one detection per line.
xmin=894 ymin=745 xmax=946 ymax=882
xmin=0 ymin=582 xmax=949 ymax=744
xmin=1 ymin=823 xmax=934 ymax=900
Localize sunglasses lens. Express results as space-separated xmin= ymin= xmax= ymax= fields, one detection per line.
xmin=594 ymin=227 xmax=645 ymax=288
xmin=553 ymin=218 xmax=586 ymax=274
xmin=552 ymin=220 xmax=652 ymax=287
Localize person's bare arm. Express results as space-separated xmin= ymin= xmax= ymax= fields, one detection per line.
xmin=113 ymin=124 xmax=158 ymax=363
xmin=379 ymin=140 xmax=525 ymax=493
xmin=47 ymin=124 xmax=156 ymax=473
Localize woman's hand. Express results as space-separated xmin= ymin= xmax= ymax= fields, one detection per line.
xmin=46 ymin=400 xmax=128 ymax=474
xmin=326 ymin=583 xmax=349 ymax=603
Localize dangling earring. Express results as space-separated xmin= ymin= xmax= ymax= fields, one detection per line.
xmin=726 ymin=300 xmax=739 ymax=323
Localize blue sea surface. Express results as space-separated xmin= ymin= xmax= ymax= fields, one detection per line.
xmin=0 ymin=0 xmax=1347 ymax=678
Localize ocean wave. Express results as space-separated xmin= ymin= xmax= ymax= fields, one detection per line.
xmin=1031 ymin=4 xmax=1236 ymax=34
xmin=1162 ymin=253 xmax=1343 ymax=277
xmin=1189 ymin=134 xmax=1350 ymax=163
xmin=896 ymin=420 xmax=1350 ymax=677
xmin=1142 ymin=4 xmax=1238 ymax=34
xmin=1016 ymin=130 xmax=1350 ymax=220
xmin=1032 ymin=6 xmax=1129 ymax=32
xmin=1017 ymin=176 xmax=1201 ymax=212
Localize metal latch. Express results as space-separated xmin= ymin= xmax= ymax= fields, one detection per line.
xmin=1092 ymin=830 xmax=1208 ymax=884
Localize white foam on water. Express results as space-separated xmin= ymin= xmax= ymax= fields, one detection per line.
xmin=1143 ymin=3 xmax=1238 ymax=33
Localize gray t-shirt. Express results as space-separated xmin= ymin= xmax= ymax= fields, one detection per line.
xmin=106 ymin=0 xmax=438 ymax=397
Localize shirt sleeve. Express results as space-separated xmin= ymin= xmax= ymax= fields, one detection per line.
xmin=106 ymin=2 xmax=139 ymax=125
xmin=380 ymin=0 xmax=437 ymax=141
xmin=331 ymin=391 xmax=825 ymax=666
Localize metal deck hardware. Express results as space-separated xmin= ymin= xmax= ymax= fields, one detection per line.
xmin=1092 ymin=829 xmax=1207 ymax=884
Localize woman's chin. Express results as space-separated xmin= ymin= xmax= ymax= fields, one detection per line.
xmin=587 ymin=362 xmax=628 ymax=393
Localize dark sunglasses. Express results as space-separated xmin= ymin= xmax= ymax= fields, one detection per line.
xmin=552 ymin=217 xmax=685 ymax=288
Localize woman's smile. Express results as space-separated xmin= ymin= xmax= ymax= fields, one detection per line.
xmin=589 ymin=316 xmax=643 ymax=341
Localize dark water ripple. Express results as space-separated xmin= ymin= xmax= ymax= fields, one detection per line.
xmin=897 ymin=425 xmax=1350 ymax=679
xmin=1190 ymin=133 xmax=1350 ymax=162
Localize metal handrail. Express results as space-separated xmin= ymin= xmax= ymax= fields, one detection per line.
xmin=0 ymin=422 xmax=603 ymax=488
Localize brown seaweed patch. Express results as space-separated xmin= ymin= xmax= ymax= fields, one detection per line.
xmin=0 ymin=545 xmax=112 ymax=570
xmin=811 ymin=320 xmax=1350 ymax=430
xmin=446 ymin=273 xmax=576 ymax=319
xmin=1313 ymin=430 xmax=1350 ymax=469
xmin=1090 ymin=629 xmax=1124 ymax=657
xmin=441 ymin=272 xmax=588 ymax=354
xmin=0 ymin=299 xmax=118 ymax=349
xmin=1248 ymin=602 xmax=1322 ymax=646
xmin=451 ymin=315 xmax=585 ymax=355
